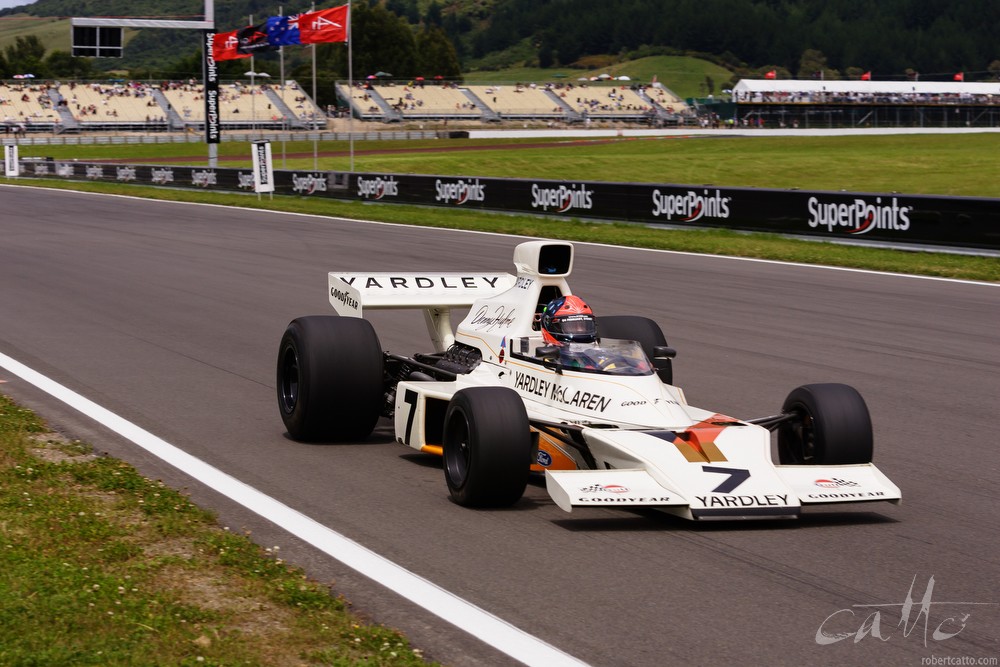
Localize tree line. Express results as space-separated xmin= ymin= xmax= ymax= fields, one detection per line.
xmin=2 ymin=0 xmax=999 ymax=96
xmin=475 ymin=0 xmax=1000 ymax=81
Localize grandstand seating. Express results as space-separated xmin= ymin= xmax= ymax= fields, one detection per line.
xmin=159 ymin=83 xmax=205 ymax=122
xmin=217 ymin=83 xmax=281 ymax=123
xmin=160 ymin=83 xmax=281 ymax=124
xmin=1 ymin=76 xmax=692 ymax=133
xmin=338 ymin=83 xmax=386 ymax=120
xmin=0 ymin=83 xmax=61 ymax=130
xmin=375 ymin=83 xmax=481 ymax=118
xmin=272 ymin=83 xmax=323 ymax=122
xmin=466 ymin=84 xmax=566 ymax=118
xmin=58 ymin=82 xmax=163 ymax=126
xmin=335 ymin=80 xmax=689 ymax=123
xmin=567 ymin=84 xmax=657 ymax=118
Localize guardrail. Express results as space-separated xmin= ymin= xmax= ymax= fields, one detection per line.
xmin=1 ymin=130 xmax=445 ymax=146
xmin=14 ymin=159 xmax=1000 ymax=252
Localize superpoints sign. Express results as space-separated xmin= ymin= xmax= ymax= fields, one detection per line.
xmin=357 ymin=175 xmax=399 ymax=200
xmin=530 ymin=183 xmax=594 ymax=212
xmin=807 ymin=196 xmax=912 ymax=234
xmin=435 ymin=178 xmax=486 ymax=205
xmin=652 ymin=188 xmax=731 ymax=222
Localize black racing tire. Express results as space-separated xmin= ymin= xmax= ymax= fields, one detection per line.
xmin=597 ymin=315 xmax=673 ymax=384
xmin=276 ymin=316 xmax=383 ymax=442
xmin=777 ymin=383 xmax=873 ymax=465
xmin=443 ymin=387 xmax=532 ymax=507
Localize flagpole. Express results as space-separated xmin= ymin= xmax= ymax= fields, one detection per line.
xmin=312 ymin=2 xmax=318 ymax=171
xmin=348 ymin=2 xmax=354 ymax=173
xmin=206 ymin=0 xmax=217 ymax=168
xmin=279 ymin=5 xmax=286 ymax=169
xmin=249 ymin=14 xmax=254 ymax=143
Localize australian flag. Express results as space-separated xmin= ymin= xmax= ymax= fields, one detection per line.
xmin=266 ymin=14 xmax=302 ymax=46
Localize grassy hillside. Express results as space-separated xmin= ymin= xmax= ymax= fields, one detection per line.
xmin=0 ymin=12 xmax=139 ymax=67
xmin=0 ymin=13 xmax=71 ymax=54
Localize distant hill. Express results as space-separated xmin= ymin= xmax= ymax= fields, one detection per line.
xmin=462 ymin=56 xmax=735 ymax=100
xmin=0 ymin=0 xmax=281 ymax=72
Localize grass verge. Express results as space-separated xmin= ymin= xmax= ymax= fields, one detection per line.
xmin=5 ymin=177 xmax=999 ymax=282
xmin=0 ymin=393 xmax=436 ymax=666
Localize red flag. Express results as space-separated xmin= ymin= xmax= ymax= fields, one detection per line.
xmin=861 ymin=71 xmax=871 ymax=81
xmin=212 ymin=30 xmax=250 ymax=61
xmin=299 ymin=4 xmax=349 ymax=44
xmin=953 ymin=72 xmax=964 ymax=81
xmin=764 ymin=70 xmax=776 ymax=80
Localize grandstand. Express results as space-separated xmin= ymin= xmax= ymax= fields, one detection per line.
xmin=216 ymin=83 xmax=283 ymax=124
xmin=337 ymin=83 xmax=389 ymax=121
xmin=271 ymin=82 xmax=323 ymax=124
xmin=57 ymin=82 xmax=165 ymax=131
xmin=0 ymin=83 xmax=61 ymax=132
xmin=159 ymin=81 xmax=313 ymax=130
xmin=8 ymin=73 xmax=1000 ymax=134
xmin=0 ymin=79 xmax=321 ymax=134
xmin=466 ymin=84 xmax=568 ymax=120
xmin=336 ymin=80 xmax=691 ymax=125
xmin=565 ymin=84 xmax=658 ymax=120
xmin=374 ymin=82 xmax=481 ymax=119
xmin=645 ymin=84 xmax=689 ymax=114
xmin=1 ymin=76 xmax=696 ymax=134
xmin=730 ymin=78 xmax=1000 ymax=128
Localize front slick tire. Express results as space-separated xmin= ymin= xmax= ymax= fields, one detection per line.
xmin=443 ymin=387 xmax=531 ymax=507
xmin=778 ymin=383 xmax=873 ymax=465
xmin=276 ymin=316 xmax=383 ymax=442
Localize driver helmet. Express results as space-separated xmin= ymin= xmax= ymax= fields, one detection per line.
xmin=541 ymin=295 xmax=598 ymax=344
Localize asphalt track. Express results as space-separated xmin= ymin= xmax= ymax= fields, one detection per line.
xmin=1 ymin=185 xmax=998 ymax=666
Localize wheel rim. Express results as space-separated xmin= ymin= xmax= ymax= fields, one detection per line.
xmin=279 ymin=345 xmax=300 ymax=415
xmin=790 ymin=409 xmax=817 ymax=464
xmin=445 ymin=414 xmax=471 ymax=487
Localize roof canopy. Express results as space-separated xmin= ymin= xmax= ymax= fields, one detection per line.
xmin=733 ymin=79 xmax=1000 ymax=96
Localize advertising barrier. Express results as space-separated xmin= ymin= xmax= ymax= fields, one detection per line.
xmin=17 ymin=159 xmax=1000 ymax=251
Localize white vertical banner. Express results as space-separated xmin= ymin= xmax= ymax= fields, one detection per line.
xmin=251 ymin=140 xmax=274 ymax=193
xmin=4 ymin=145 xmax=18 ymax=177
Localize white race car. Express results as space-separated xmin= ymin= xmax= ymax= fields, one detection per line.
xmin=276 ymin=241 xmax=901 ymax=520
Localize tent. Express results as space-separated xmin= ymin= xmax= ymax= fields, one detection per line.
xmin=732 ymin=78 xmax=1000 ymax=99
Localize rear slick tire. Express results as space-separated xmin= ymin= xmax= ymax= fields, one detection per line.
xmin=276 ymin=316 xmax=383 ymax=442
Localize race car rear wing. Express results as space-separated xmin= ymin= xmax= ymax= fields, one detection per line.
xmin=327 ymin=241 xmax=573 ymax=351
xmin=329 ymin=272 xmax=517 ymax=350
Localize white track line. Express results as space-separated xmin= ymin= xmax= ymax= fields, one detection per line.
xmin=0 ymin=351 xmax=590 ymax=667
